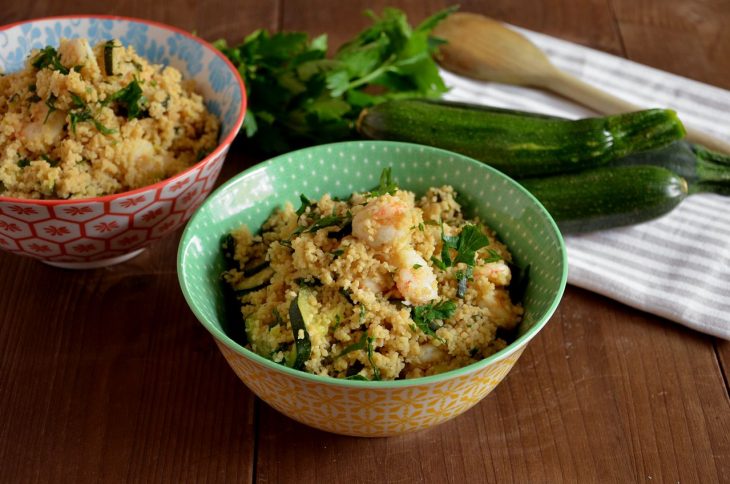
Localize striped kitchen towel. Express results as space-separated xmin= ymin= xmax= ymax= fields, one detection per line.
xmin=441 ymin=27 xmax=730 ymax=339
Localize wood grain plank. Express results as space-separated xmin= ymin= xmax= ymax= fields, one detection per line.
xmin=0 ymin=232 xmax=256 ymax=482
xmin=0 ymin=0 xmax=277 ymax=38
xmin=253 ymin=1 xmax=730 ymax=482
xmin=255 ymin=288 xmax=730 ymax=483
xmin=610 ymin=0 xmax=730 ymax=89
xmin=0 ymin=1 xmax=277 ymax=481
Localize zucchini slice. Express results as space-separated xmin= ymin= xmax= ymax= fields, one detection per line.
xmin=233 ymin=266 xmax=274 ymax=292
xmin=288 ymin=288 xmax=315 ymax=370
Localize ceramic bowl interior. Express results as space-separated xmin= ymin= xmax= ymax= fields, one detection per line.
xmin=0 ymin=16 xmax=245 ymax=268
xmin=179 ymin=141 xmax=567 ymax=377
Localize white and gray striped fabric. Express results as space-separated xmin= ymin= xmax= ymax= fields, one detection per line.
xmin=441 ymin=27 xmax=730 ymax=339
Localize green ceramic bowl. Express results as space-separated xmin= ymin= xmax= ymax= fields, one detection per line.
xmin=178 ymin=140 xmax=567 ymax=437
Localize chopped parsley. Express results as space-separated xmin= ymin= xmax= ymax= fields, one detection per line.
xmin=68 ymin=93 xmax=115 ymax=135
xmin=453 ymin=224 xmax=490 ymax=266
xmin=411 ymin=300 xmax=456 ymax=343
xmin=413 ymin=264 xmax=422 ymax=270
xmin=369 ymin=167 xmax=398 ymax=197
xmin=17 ymin=158 xmax=30 ymax=168
xmin=332 ymin=248 xmax=345 ymax=258
xmin=31 ymin=46 xmax=69 ymax=74
xmin=43 ymin=95 xmax=58 ymax=123
xmin=367 ymin=336 xmax=381 ymax=381
xmin=104 ymin=79 xmax=148 ymax=119
xmin=295 ymin=193 xmax=314 ymax=217
xmin=40 ymin=154 xmax=60 ymax=167
xmin=337 ymin=333 xmax=367 ymax=358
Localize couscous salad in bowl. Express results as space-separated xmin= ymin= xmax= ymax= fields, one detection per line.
xmin=178 ymin=141 xmax=567 ymax=436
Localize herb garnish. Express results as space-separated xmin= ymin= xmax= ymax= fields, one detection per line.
xmin=453 ymin=224 xmax=490 ymax=266
xmin=366 ymin=336 xmax=381 ymax=381
xmin=337 ymin=333 xmax=367 ymax=358
xmin=41 ymin=154 xmax=60 ymax=167
xmin=411 ymin=300 xmax=456 ymax=343
xmin=369 ymin=167 xmax=398 ymax=197
xmin=31 ymin=46 xmax=69 ymax=74
xmin=68 ymin=93 xmax=115 ymax=135
xmin=295 ymin=193 xmax=314 ymax=217
xmin=431 ymin=224 xmax=491 ymax=297
xmin=43 ymin=95 xmax=58 ymax=123
xmin=104 ymin=79 xmax=148 ymax=119
xmin=213 ymin=6 xmax=455 ymax=154
xmin=17 ymin=158 xmax=30 ymax=168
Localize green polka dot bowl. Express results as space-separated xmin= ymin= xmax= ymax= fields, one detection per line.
xmin=178 ymin=140 xmax=567 ymax=437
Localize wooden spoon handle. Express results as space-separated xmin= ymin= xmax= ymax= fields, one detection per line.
xmin=546 ymin=70 xmax=730 ymax=154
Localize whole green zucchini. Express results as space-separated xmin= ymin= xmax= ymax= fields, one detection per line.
xmin=357 ymin=99 xmax=686 ymax=177
xmin=613 ymin=140 xmax=730 ymax=192
xmin=519 ymin=165 xmax=689 ymax=233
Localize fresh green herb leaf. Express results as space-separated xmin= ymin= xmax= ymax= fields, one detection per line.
xmin=337 ymin=333 xmax=367 ymax=358
xmin=418 ymin=222 xmax=424 ymax=231
xmin=453 ymin=224 xmax=490 ymax=266
xmin=105 ymin=79 xmax=148 ymax=119
xmin=302 ymin=210 xmax=353 ymax=233
xmin=483 ymin=248 xmax=502 ymax=263
xmin=366 ymin=336 xmax=381 ymax=381
xmin=430 ymin=255 xmax=447 ymax=271
xmin=369 ymin=167 xmax=398 ymax=197
xmin=411 ymin=300 xmax=456 ymax=343
xmin=31 ymin=46 xmax=69 ymax=74
xmin=413 ymin=264 xmax=422 ymax=270
xmin=44 ymin=95 xmax=57 ymax=123
xmin=214 ymin=7 xmax=454 ymax=154
xmin=17 ymin=158 xmax=30 ymax=168
xmin=41 ymin=154 xmax=60 ymax=167
xmin=333 ymin=314 xmax=342 ymax=329
xmin=296 ymin=193 xmax=314 ymax=216
xmin=423 ymin=220 xmax=440 ymax=226
xmin=332 ymin=248 xmax=345 ymax=258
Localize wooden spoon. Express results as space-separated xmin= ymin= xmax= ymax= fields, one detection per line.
xmin=433 ymin=12 xmax=730 ymax=154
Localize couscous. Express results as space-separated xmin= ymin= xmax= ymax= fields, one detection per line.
xmin=222 ymin=170 xmax=524 ymax=380
xmin=0 ymin=38 xmax=219 ymax=199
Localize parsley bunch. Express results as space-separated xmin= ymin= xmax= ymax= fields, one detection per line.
xmin=214 ymin=7 xmax=455 ymax=153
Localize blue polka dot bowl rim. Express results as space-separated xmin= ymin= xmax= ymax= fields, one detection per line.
xmin=0 ymin=16 xmax=246 ymax=269
xmin=177 ymin=141 xmax=568 ymax=434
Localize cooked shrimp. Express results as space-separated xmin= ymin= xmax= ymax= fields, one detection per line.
xmin=393 ymin=247 xmax=438 ymax=305
xmin=353 ymin=194 xmax=438 ymax=305
xmin=474 ymin=261 xmax=511 ymax=286
xmin=352 ymin=194 xmax=411 ymax=247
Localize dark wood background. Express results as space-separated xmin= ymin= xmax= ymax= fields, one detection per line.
xmin=1 ymin=1 xmax=729 ymax=482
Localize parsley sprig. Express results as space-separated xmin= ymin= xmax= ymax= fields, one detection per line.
xmin=32 ymin=46 xmax=69 ymax=74
xmin=411 ymin=300 xmax=456 ymax=343
xmin=369 ymin=167 xmax=398 ymax=197
xmin=214 ymin=6 xmax=455 ymax=154
xmin=431 ymin=223 xmax=493 ymax=298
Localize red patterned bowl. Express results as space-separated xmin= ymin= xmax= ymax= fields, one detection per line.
xmin=0 ymin=16 xmax=246 ymax=268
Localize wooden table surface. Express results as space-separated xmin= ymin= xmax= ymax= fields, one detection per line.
xmin=2 ymin=1 xmax=729 ymax=482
